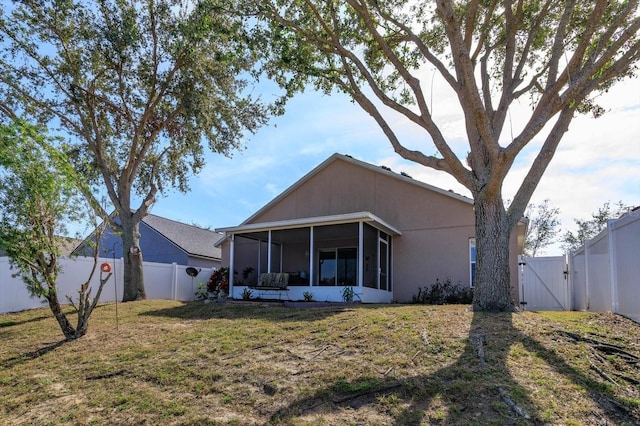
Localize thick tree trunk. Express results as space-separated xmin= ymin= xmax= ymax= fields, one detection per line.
xmin=120 ymin=217 xmax=146 ymax=302
xmin=472 ymin=195 xmax=515 ymax=312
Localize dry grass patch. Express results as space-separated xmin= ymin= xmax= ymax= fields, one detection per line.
xmin=0 ymin=300 xmax=638 ymax=425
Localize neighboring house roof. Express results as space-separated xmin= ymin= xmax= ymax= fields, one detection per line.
xmin=142 ymin=214 xmax=223 ymax=261
xmin=58 ymin=237 xmax=84 ymax=256
xmin=241 ymin=153 xmax=474 ymax=226
xmin=72 ymin=213 xmax=223 ymax=261
xmin=1 ymin=236 xmax=81 ymax=257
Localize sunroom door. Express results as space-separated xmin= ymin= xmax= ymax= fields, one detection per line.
xmin=318 ymin=250 xmax=337 ymax=286
xmin=379 ymin=237 xmax=388 ymax=291
xmin=318 ymin=248 xmax=357 ymax=286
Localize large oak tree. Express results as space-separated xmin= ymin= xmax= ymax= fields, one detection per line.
xmin=255 ymin=0 xmax=640 ymax=311
xmin=0 ymin=0 xmax=279 ymax=301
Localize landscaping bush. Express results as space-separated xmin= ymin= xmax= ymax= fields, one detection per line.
xmin=412 ymin=278 xmax=473 ymax=305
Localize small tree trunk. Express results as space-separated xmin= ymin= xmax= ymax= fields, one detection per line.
xmin=120 ymin=217 xmax=146 ymax=302
xmin=74 ymin=307 xmax=91 ymax=337
xmin=74 ymin=271 xmax=112 ymax=336
xmin=46 ymin=292 xmax=78 ymax=340
xmin=472 ymin=195 xmax=515 ymax=312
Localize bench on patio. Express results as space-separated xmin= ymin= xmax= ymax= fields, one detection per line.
xmin=249 ymin=273 xmax=290 ymax=300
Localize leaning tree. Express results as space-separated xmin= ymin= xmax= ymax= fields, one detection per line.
xmin=0 ymin=121 xmax=110 ymax=340
xmin=0 ymin=0 xmax=279 ymax=301
xmin=256 ymin=0 xmax=640 ymax=311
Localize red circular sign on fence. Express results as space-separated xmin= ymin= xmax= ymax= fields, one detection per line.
xmin=100 ymin=262 xmax=112 ymax=273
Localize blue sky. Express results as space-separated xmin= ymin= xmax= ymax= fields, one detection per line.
xmin=147 ymin=76 xmax=640 ymax=256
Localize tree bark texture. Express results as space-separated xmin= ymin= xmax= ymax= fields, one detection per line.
xmin=120 ymin=216 xmax=146 ymax=302
xmin=472 ymin=196 xmax=515 ymax=312
xmin=46 ymin=293 xmax=79 ymax=340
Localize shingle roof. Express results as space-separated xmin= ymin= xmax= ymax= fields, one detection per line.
xmin=143 ymin=214 xmax=223 ymax=260
xmin=1 ymin=237 xmax=81 ymax=257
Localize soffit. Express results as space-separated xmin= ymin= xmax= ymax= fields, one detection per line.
xmin=216 ymin=211 xmax=402 ymax=237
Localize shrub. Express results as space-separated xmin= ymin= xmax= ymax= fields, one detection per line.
xmin=241 ymin=287 xmax=253 ymax=300
xmin=207 ymin=267 xmax=229 ymax=294
xmin=412 ymin=278 xmax=473 ymax=305
xmin=341 ymin=286 xmax=355 ymax=303
xmin=195 ymin=282 xmax=208 ymax=300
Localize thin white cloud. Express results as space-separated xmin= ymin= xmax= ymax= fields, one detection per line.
xmin=264 ymin=183 xmax=280 ymax=197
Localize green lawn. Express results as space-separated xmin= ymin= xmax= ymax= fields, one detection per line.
xmin=1 ymin=300 xmax=638 ymax=425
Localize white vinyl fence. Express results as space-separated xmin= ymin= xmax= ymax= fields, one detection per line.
xmin=517 ymin=211 xmax=638 ymax=323
xmin=569 ymin=211 xmax=640 ymax=323
xmin=0 ymin=256 xmax=214 ymax=314
xmin=518 ymin=255 xmax=569 ymax=311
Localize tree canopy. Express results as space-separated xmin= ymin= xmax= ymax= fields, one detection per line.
xmin=0 ymin=121 xmax=109 ymax=340
xmin=0 ymin=123 xmax=83 ymax=289
xmin=255 ymin=0 xmax=640 ymax=310
xmin=0 ymin=0 xmax=282 ymax=300
xmin=561 ymin=200 xmax=632 ymax=252
xmin=523 ymin=199 xmax=561 ymax=257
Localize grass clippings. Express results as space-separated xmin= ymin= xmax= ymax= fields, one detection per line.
xmin=0 ymin=300 xmax=638 ymax=425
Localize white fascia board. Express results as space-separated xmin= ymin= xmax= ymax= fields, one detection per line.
xmin=215 ymin=211 xmax=402 ymax=236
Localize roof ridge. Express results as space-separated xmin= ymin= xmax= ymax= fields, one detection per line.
xmin=143 ymin=213 xmax=219 ymax=232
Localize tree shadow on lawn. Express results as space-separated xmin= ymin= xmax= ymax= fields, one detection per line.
xmin=141 ymin=300 xmax=385 ymax=323
xmin=0 ymin=305 xmax=111 ymax=370
xmin=0 ymin=313 xmax=51 ymax=329
xmin=268 ymin=311 xmax=637 ymax=425
xmin=1 ymin=339 xmax=66 ymax=370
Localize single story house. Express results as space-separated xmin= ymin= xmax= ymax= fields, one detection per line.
xmin=215 ymin=153 xmax=526 ymax=303
xmin=74 ymin=213 xmax=223 ymax=269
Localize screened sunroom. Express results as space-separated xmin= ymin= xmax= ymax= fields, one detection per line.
xmin=216 ymin=212 xmax=401 ymax=303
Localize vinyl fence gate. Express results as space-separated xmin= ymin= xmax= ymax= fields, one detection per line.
xmin=518 ymin=255 xmax=570 ymax=311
